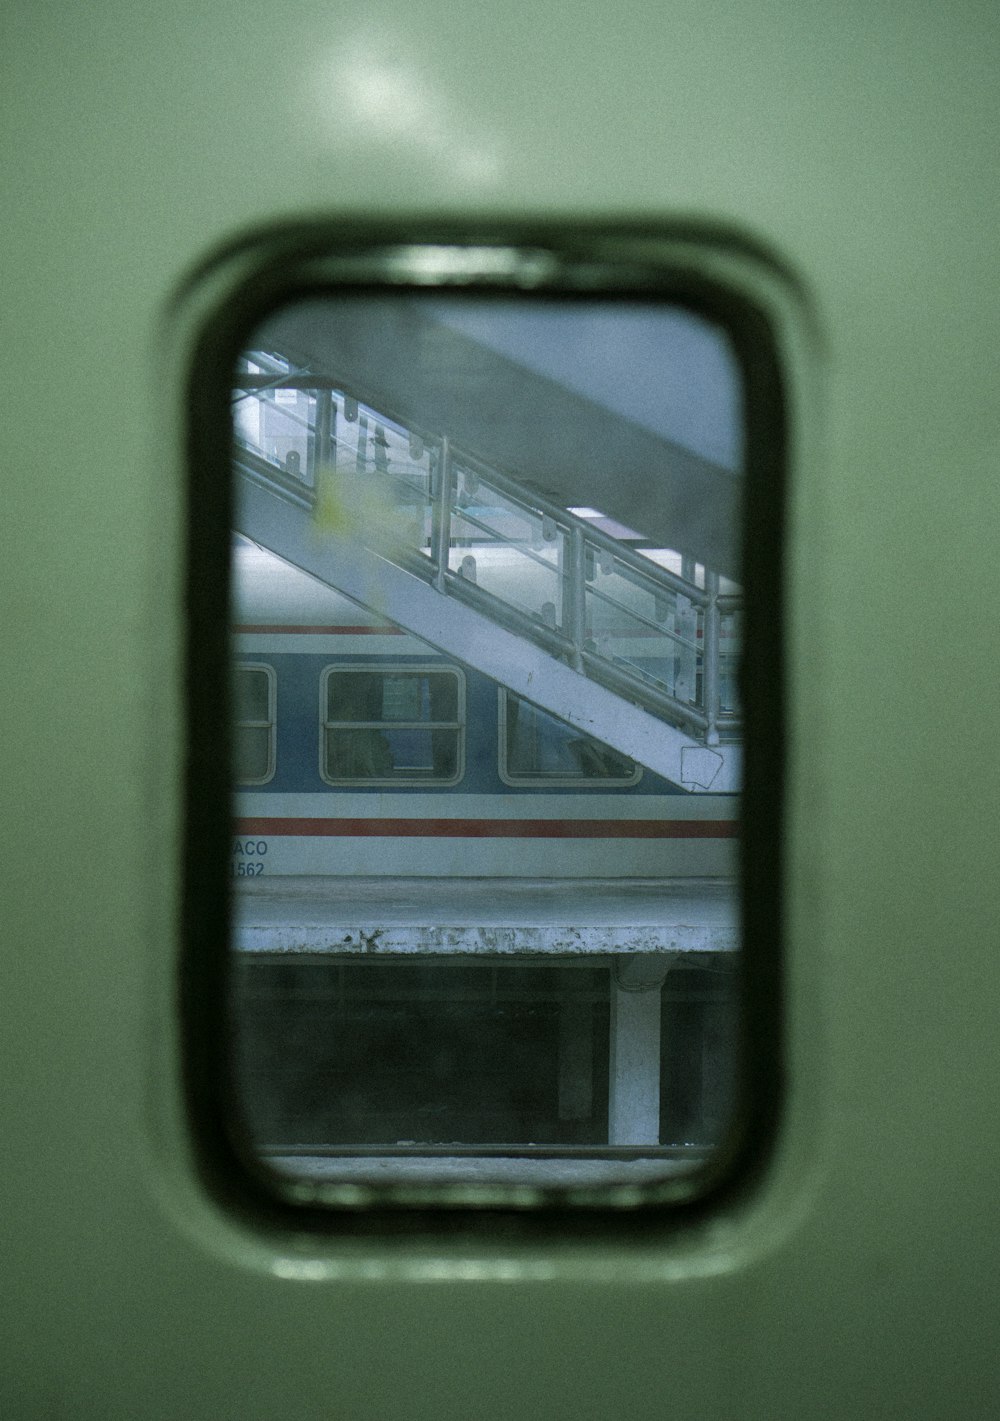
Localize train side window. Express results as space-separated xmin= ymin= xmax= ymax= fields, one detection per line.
xmin=320 ymin=665 xmax=464 ymax=785
xmin=185 ymin=229 xmax=788 ymax=1220
xmin=233 ymin=663 xmax=275 ymax=784
xmin=498 ymin=689 xmax=641 ymax=786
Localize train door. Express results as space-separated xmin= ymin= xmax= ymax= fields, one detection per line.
xmin=4 ymin=3 xmax=1000 ymax=1418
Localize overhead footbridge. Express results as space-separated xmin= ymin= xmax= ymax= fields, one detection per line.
xmin=231 ymin=335 xmax=743 ymax=793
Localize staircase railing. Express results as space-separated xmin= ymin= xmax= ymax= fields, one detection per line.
xmin=232 ymin=351 xmax=741 ymax=745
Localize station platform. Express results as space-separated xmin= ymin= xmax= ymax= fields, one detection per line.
xmin=232 ymin=876 xmax=738 ymax=956
xmin=262 ymin=1152 xmax=703 ymax=1190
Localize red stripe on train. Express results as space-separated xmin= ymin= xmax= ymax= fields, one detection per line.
xmin=234 ymin=817 xmax=737 ymax=839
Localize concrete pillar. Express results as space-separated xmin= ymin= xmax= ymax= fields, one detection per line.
xmin=608 ymin=955 xmax=673 ymax=1146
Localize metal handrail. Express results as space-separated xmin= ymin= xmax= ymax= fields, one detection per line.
xmin=240 ymin=352 xmax=716 ymax=607
xmin=450 ymin=439 xmax=713 ymax=608
xmin=234 ymin=352 xmax=743 ymax=742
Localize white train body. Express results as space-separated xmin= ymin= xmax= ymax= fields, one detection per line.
xmin=232 ymin=544 xmax=738 ymax=879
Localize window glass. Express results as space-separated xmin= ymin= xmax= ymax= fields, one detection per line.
xmin=322 ymin=666 xmax=463 ymax=784
xmin=223 ymin=260 xmax=761 ymax=1207
xmin=501 ymin=690 xmax=640 ymax=784
xmin=233 ymin=665 xmax=274 ymax=784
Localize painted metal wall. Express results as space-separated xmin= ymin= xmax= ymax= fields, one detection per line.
xmin=3 ymin=1 xmax=999 ymax=1415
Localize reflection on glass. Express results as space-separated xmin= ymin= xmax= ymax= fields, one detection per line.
xmin=501 ymin=692 xmax=640 ymax=784
xmin=322 ymin=668 xmax=463 ymax=784
xmin=229 ymin=293 xmax=744 ymax=1198
xmin=233 ymin=666 xmax=274 ymax=784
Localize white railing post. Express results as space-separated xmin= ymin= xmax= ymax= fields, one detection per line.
xmin=431 ymin=436 xmax=453 ymax=592
xmin=704 ymin=570 xmax=721 ymax=747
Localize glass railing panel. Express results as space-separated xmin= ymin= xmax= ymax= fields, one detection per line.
xmin=333 ymin=401 xmax=437 ymax=559
xmin=719 ymin=608 xmax=742 ymax=717
xmin=447 ymin=467 xmax=567 ymax=628
xmin=234 ymin=387 xmax=313 ymax=484
xmin=582 ymin=550 xmax=701 ymax=710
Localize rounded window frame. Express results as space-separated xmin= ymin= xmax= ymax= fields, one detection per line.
xmin=179 ymin=221 xmax=791 ymax=1240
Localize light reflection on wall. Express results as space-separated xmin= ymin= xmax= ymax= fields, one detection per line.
xmin=316 ymin=37 xmax=505 ymax=187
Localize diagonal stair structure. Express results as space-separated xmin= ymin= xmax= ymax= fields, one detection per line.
xmin=232 ymin=346 xmax=742 ymax=793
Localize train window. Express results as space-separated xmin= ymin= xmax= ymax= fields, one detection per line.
xmin=320 ymin=665 xmax=464 ymax=785
xmin=498 ymin=689 xmax=641 ymax=786
xmin=190 ymin=230 xmax=784 ymax=1218
xmin=233 ymin=663 xmax=275 ymax=784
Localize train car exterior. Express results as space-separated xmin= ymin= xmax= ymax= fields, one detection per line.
xmin=5 ymin=3 xmax=1000 ymax=1420
xmin=232 ymin=545 xmax=738 ymax=880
